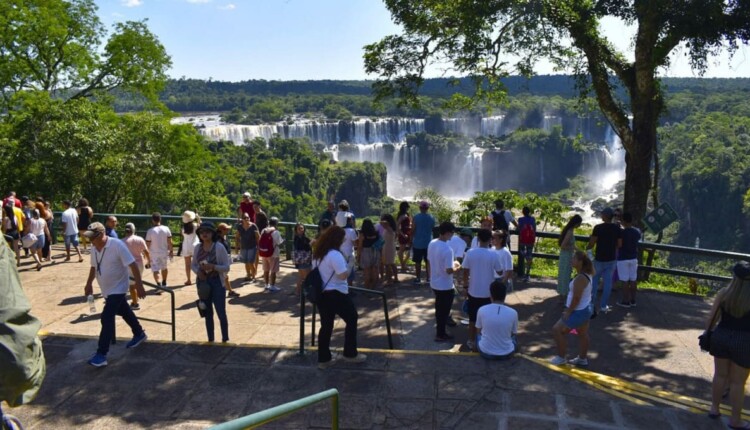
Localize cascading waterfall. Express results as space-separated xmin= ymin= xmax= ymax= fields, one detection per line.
xmin=177 ymin=114 xmax=625 ymax=201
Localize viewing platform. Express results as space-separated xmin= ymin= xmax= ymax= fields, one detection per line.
xmin=5 ymin=244 xmax=745 ymax=429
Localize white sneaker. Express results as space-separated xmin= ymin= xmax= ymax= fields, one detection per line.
xmin=568 ymin=356 xmax=589 ymax=367
xmin=601 ymin=305 xmax=613 ymax=313
xmin=549 ymin=356 xmax=567 ymax=365
xmin=342 ymin=353 xmax=367 ymax=363
xmin=264 ymin=284 xmax=270 ymax=290
xmin=267 ymin=285 xmax=281 ymax=292
xmin=317 ymin=358 xmax=337 ymax=370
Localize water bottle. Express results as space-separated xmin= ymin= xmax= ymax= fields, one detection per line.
xmin=507 ymin=278 xmax=514 ymax=292
xmin=87 ymin=295 xmax=96 ymax=314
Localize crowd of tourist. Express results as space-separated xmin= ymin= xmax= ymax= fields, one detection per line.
xmin=4 ymin=189 xmax=749 ymax=427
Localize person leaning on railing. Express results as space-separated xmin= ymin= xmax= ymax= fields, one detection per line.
xmin=705 ymin=262 xmax=750 ymax=429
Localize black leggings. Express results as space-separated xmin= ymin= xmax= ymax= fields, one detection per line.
xmin=317 ymin=290 xmax=358 ymax=362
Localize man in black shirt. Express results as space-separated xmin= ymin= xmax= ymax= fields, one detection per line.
xmin=586 ymin=207 xmax=621 ymax=317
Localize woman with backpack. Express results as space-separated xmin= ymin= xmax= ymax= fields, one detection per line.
xmin=191 ymin=222 xmax=230 ymax=343
xmin=313 ymin=225 xmax=366 ymax=369
xmin=357 ymin=219 xmax=381 ymax=290
xmin=517 ymin=207 xmax=537 ymax=282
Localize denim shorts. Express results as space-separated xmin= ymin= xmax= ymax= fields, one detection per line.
xmin=64 ymin=234 xmax=79 ymax=247
xmin=562 ymin=305 xmax=593 ymax=329
xmin=240 ymin=248 xmax=257 ymax=263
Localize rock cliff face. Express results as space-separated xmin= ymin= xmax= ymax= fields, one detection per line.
xmin=328 ymin=162 xmax=388 ymax=217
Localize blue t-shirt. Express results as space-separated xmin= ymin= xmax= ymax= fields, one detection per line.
xmin=412 ymin=212 xmax=435 ymax=249
xmin=618 ymin=227 xmax=641 ymax=260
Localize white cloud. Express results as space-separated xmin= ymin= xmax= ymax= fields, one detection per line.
xmin=121 ymin=0 xmax=142 ymax=7
xmin=218 ymin=3 xmax=236 ymax=10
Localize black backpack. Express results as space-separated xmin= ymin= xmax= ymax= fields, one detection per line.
xmin=492 ymin=210 xmax=508 ymax=231
xmin=302 ymin=262 xmax=335 ymax=304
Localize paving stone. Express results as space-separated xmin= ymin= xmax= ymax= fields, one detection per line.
xmin=618 ymin=404 xmax=672 ymax=429
xmin=454 ymin=412 xmax=501 ymax=430
xmin=506 ymin=416 xmax=559 ymax=429
xmin=384 ymin=372 xmax=435 ymax=399
xmin=668 ymin=409 xmax=728 ymax=430
xmin=434 ymin=399 xmax=476 ymax=428
xmin=437 ymin=373 xmax=496 ymax=400
xmin=562 ymin=397 xmax=615 ymax=424
xmin=508 ymin=391 xmax=558 ymax=416
xmin=380 ymin=398 xmax=434 ymax=429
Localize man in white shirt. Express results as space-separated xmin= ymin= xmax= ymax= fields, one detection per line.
xmin=476 ymin=280 xmax=518 ymax=360
xmin=83 ymin=223 xmax=147 ymax=367
xmin=462 ymin=229 xmax=504 ymax=351
xmin=60 ymin=200 xmax=83 ymax=262
xmin=260 ymin=217 xmax=284 ymax=292
xmin=428 ymin=222 xmax=458 ymax=342
xmin=145 ymin=212 xmax=173 ymax=287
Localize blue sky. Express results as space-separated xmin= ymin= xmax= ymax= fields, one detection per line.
xmin=96 ymin=0 xmax=750 ymax=82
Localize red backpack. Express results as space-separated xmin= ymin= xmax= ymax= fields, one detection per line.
xmin=258 ymin=228 xmax=275 ymax=257
xmin=519 ymin=221 xmax=536 ymax=245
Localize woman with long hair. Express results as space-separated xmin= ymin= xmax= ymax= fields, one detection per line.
xmin=293 ymin=222 xmax=312 ymax=296
xmin=550 ymin=250 xmax=594 ymax=367
xmin=380 ymin=213 xmax=399 ymax=284
xmin=181 ymin=211 xmax=200 ymax=286
xmin=191 ymin=222 xmax=230 ymax=343
xmin=357 ymin=219 xmax=380 ymax=289
xmin=27 ymin=209 xmax=48 ymax=271
xmin=396 ymin=201 xmax=412 ymax=272
xmin=557 ymin=215 xmax=583 ymax=297
xmin=77 ymin=198 xmax=93 ymax=251
xmin=313 ymin=225 xmax=365 ymax=369
xmin=706 ymin=262 xmax=750 ymax=429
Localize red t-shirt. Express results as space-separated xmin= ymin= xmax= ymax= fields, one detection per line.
xmin=239 ymin=201 xmax=255 ymax=222
xmin=2 ymin=197 xmax=22 ymax=208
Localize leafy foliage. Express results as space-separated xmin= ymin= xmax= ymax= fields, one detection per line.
xmin=457 ymin=190 xmax=568 ymax=229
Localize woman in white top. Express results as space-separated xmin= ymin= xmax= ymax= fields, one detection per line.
xmin=313 ymin=225 xmax=366 ymax=369
xmin=28 ymin=209 xmax=49 ymax=271
xmin=181 ymin=211 xmax=200 ymax=286
xmin=550 ymin=250 xmax=594 ymax=367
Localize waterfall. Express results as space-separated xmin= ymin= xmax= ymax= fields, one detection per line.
xmin=455 ymin=146 xmax=485 ymax=197
xmin=539 ymin=154 xmax=545 ymax=187
xmin=480 ymin=115 xmax=506 ymax=136
xmin=596 ymin=125 xmax=626 ymax=191
xmin=542 ymin=115 xmax=561 ymax=132
xmin=188 ymin=117 xmax=425 ymax=146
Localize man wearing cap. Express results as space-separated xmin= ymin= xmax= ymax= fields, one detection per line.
xmin=123 ymin=223 xmax=150 ymax=310
xmin=146 ymin=212 xmax=173 ymax=287
xmin=238 ymin=192 xmax=255 ymax=223
xmin=334 ymin=200 xmax=354 ymax=228
xmin=411 ymin=201 xmax=436 ymax=284
xmin=83 ymin=223 xmax=147 ymax=367
xmin=105 ymin=216 xmax=119 ymax=239
xmin=586 ymin=207 xmax=622 ymax=317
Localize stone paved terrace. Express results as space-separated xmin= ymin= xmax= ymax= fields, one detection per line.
xmin=4 ymin=244 xmax=748 ymax=429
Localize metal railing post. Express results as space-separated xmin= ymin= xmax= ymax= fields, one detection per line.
xmin=207 ymin=389 xmax=340 ymax=430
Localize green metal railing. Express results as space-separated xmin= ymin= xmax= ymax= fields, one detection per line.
xmin=207 ymin=388 xmax=339 ymax=430
xmin=123 ymin=278 xmax=176 ymax=341
xmin=57 ymin=212 xmax=750 ymax=284
xmin=298 ymin=285 xmax=393 ymax=356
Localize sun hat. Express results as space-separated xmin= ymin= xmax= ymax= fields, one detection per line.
xmin=197 ymin=222 xmax=216 ymax=234
xmin=182 ymin=210 xmax=197 ymax=224
xmin=419 ymin=200 xmax=430 ymax=209
xmin=82 ymin=222 xmax=105 ymax=238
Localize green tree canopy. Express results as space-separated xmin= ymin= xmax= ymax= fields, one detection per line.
xmin=364 ymin=0 xmax=750 ymax=223
xmin=0 ymin=0 xmax=171 ymax=107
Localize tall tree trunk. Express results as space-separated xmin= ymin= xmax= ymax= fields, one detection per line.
xmin=622 ymin=125 xmax=654 ymax=224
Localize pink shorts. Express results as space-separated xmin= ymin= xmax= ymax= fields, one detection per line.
xmin=261 ymin=256 xmax=279 ymax=273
